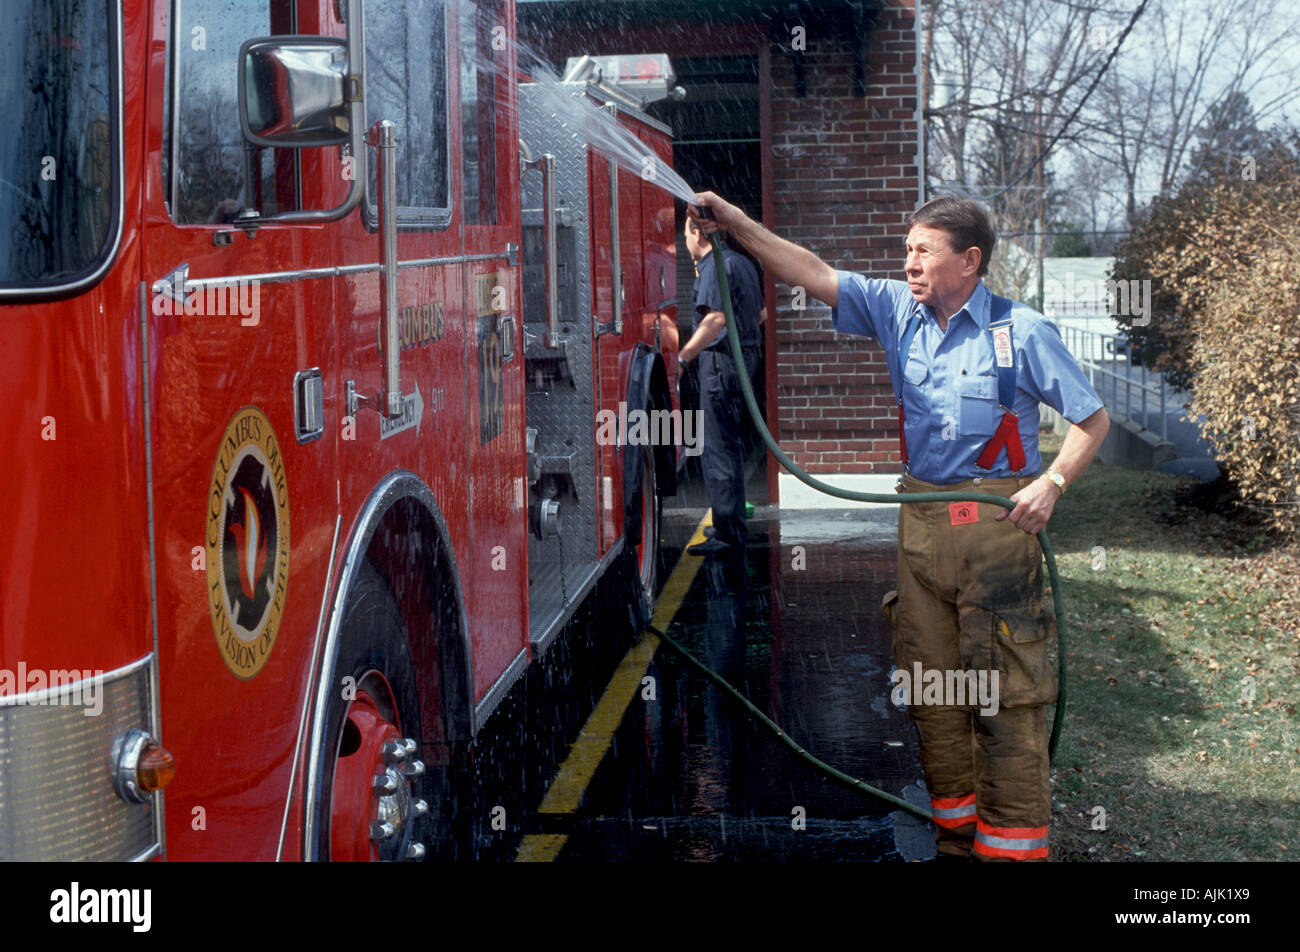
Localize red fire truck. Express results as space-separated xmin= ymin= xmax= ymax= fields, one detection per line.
xmin=0 ymin=0 xmax=682 ymax=861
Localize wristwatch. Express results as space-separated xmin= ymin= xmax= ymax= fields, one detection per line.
xmin=1046 ymin=469 xmax=1067 ymax=495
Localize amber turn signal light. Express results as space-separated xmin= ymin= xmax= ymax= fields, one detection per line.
xmin=136 ymin=743 xmax=176 ymax=793
xmin=111 ymin=729 xmax=176 ymax=804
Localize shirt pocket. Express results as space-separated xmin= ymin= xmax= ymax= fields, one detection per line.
xmin=903 ymin=356 xmax=928 ymax=387
xmin=957 ymin=375 xmax=997 ymax=437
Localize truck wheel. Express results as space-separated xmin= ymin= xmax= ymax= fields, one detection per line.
xmin=312 ymin=560 xmax=431 ymax=861
xmin=634 ymin=446 xmax=661 ymax=621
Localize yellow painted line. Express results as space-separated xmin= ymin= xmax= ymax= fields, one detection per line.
xmin=514 ymin=510 xmax=713 ymax=862
xmin=513 ymin=833 xmax=567 ymax=862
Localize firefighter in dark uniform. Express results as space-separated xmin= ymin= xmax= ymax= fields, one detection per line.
xmin=680 ymin=216 xmax=763 ymax=555
xmin=689 ymin=193 xmax=1110 ymax=860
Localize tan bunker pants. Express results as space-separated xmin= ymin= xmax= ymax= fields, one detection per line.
xmin=884 ymin=473 xmax=1057 ymax=860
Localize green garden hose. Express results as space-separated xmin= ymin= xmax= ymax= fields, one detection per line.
xmin=647 ymin=622 xmax=933 ymax=820
xmin=652 ymin=231 xmax=1070 ymax=820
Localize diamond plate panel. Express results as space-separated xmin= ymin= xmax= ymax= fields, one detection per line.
xmin=520 ymin=84 xmax=600 ymax=626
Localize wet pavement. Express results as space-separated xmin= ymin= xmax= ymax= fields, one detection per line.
xmin=493 ymin=453 xmax=942 ymax=863
xmin=545 ymin=506 xmax=935 ymax=862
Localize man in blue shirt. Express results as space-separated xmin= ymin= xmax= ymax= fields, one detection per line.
xmin=689 ymin=192 xmax=1109 ymax=861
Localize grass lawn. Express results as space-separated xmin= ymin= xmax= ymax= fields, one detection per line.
xmin=1039 ymin=431 xmax=1300 ymax=861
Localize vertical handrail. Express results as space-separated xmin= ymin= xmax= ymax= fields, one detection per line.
xmin=521 ymin=153 xmax=560 ymax=347
xmin=371 ymin=119 xmax=401 ymax=418
xmin=1160 ymin=377 xmax=1167 ymax=440
xmin=529 ymin=154 xmax=560 ymax=348
xmin=1124 ymin=348 xmax=1131 ymax=422
xmin=1140 ymin=361 xmax=1148 ymax=430
xmin=608 ymin=151 xmax=622 ymax=335
xmin=1112 ymin=339 xmax=1120 ymax=413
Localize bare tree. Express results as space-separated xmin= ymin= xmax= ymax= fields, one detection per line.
xmin=1081 ymin=0 xmax=1300 ymax=224
xmin=924 ymin=0 xmax=1139 ymax=299
xmin=926 ymin=0 xmax=1300 ymax=245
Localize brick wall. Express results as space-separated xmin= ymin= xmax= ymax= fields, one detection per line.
xmin=769 ymin=0 xmax=919 ymax=474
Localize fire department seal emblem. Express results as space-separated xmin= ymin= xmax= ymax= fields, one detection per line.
xmin=206 ymin=406 xmax=290 ymax=680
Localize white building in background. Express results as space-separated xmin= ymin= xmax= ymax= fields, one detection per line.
xmin=990 ymin=251 xmax=1133 ymax=382
xmin=1041 ymin=257 xmax=1116 ymax=318
xmin=1042 ymin=257 xmax=1134 ymax=363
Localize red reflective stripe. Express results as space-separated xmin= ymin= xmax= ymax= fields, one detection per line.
xmin=899 ymin=403 xmax=908 ymax=463
xmin=975 ymin=411 xmax=1026 ymax=472
xmin=931 ymin=793 xmax=976 ymax=810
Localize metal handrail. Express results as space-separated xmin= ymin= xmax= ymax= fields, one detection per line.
xmin=1059 ymin=324 xmax=1168 ymax=440
xmin=523 ymin=154 xmax=560 ymax=348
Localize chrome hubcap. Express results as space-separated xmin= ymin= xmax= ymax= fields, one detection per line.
xmin=370 ymin=737 xmax=427 ymax=861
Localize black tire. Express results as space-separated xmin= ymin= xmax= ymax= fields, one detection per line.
xmin=309 ymin=559 xmax=430 ymax=861
xmin=633 ymin=445 xmax=662 ymax=624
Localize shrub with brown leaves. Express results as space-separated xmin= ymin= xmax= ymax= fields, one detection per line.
xmin=1188 ymin=233 xmax=1300 ymax=537
xmin=1111 ymin=134 xmax=1300 ymax=535
xmin=1111 ymin=135 xmax=1300 ymax=394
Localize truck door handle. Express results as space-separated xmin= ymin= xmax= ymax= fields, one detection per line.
xmin=500 ymin=314 xmax=515 ymax=362
xmin=294 ymin=368 xmax=324 ymax=443
xmin=152 ymin=263 xmax=190 ymax=304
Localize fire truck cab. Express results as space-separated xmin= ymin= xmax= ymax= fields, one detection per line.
xmin=0 ymin=0 xmax=681 ymax=861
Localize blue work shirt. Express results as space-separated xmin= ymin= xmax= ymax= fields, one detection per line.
xmin=831 ymin=273 xmax=1104 ymax=484
xmin=693 ymin=247 xmax=763 ymax=354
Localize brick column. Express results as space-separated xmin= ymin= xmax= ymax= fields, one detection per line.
xmin=769 ymin=0 xmax=919 ymax=478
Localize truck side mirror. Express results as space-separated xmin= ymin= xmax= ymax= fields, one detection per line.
xmin=239 ymin=37 xmax=351 ymax=148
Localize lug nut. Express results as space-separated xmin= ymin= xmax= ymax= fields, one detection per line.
xmin=370 ymin=820 xmax=395 ymax=841
xmin=405 ymin=843 xmax=426 ymax=860
xmin=402 ymin=738 xmax=417 ymax=755
xmin=402 ymin=760 xmax=425 ymax=778
xmin=373 ymin=772 xmax=398 ymax=794
xmin=381 ymin=740 xmax=407 ymax=764
xmin=413 ymin=799 xmax=429 ymax=816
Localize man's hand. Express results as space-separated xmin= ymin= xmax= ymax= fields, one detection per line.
xmin=995 ymin=475 xmax=1061 ymax=535
xmin=996 ymin=406 xmax=1108 ymax=534
xmin=688 ymin=191 xmax=746 ymax=234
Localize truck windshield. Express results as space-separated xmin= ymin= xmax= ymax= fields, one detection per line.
xmin=0 ymin=1 xmax=117 ymax=291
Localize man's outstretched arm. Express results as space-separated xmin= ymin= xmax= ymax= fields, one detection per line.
xmin=690 ymin=191 xmax=839 ymax=307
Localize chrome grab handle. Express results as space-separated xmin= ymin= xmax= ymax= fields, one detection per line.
xmin=523 ymin=153 xmax=559 ymax=348
xmin=368 ymin=119 xmax=402 ymax=418
xmin=609 ymin=152 xmax=622 ymax=336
